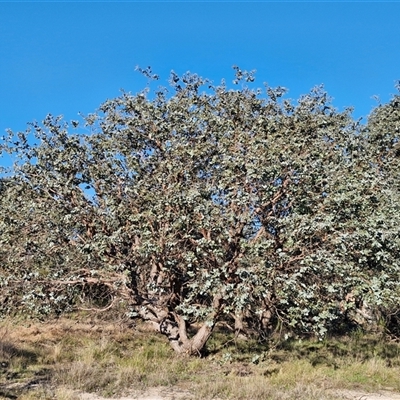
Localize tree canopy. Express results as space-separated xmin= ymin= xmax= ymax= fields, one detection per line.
xmin=1 ymin=68 xmax=400 ymax=355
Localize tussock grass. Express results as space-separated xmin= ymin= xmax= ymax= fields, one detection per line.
xmin=1 ymin=317 xmax=400 ymax=399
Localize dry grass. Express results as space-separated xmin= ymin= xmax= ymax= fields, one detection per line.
xmin=1 ymin=316 xmax=400 ymax=399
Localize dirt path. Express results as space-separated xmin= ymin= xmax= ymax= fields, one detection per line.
xmin=333 ymin=389 xmax=400 ymax=400
xmin=78 ymin=387 xmax=193 ymax=400
xmin=77 ymin=387 xmax=400 ymax=400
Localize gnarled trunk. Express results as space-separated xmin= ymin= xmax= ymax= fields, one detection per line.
xmin=134 ymin=298 xmax=221 ymax=356
xmin=160 ymin=314 xmax=215 ymax=356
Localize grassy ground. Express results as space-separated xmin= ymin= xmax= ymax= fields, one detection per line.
xmin=1 ymin=315 xmax=400 ymax=400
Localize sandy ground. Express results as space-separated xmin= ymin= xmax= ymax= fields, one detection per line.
xmin=77 ymin=387 xmax=400 ymax=400
xmin=2 ymin=382 xmax=400 ymax=400
xmin=78 ymin=387 xmax=192 ymax=400
xmin=333 ymin=390 xmax=400 ymax=400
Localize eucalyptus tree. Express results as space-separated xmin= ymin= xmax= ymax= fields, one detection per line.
xmin=355 ymin=93 xmax=400 ymax=328
xmin=1 ymin=68 xmax=399 ymax=354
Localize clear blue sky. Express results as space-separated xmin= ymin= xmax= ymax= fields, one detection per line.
xmin=1 ymin=2 xmax=399 ymax=140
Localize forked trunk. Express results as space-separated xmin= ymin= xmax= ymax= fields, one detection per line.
xmin=160 ymin=314 xmax=215 ymax=356
xmin=135 ymin=303 xmax=219 ymax=356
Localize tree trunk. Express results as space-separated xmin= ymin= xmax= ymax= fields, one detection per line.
xmin=135 ymin=304 xmax=218 ymax=356
xmin=159 ymin=313 xmax=216 ymax=356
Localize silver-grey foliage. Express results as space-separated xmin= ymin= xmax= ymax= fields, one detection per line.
xmin=1 ymin=68 xmax=400 ymax=354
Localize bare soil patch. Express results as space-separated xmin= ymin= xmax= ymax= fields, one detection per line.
xmin=334 ymin=389 xmax=400 ymax=400
xmin=78 ymin=386 xmax=194 ymax=400
xmin=68 ymin=387 xmax=400 ymax=400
